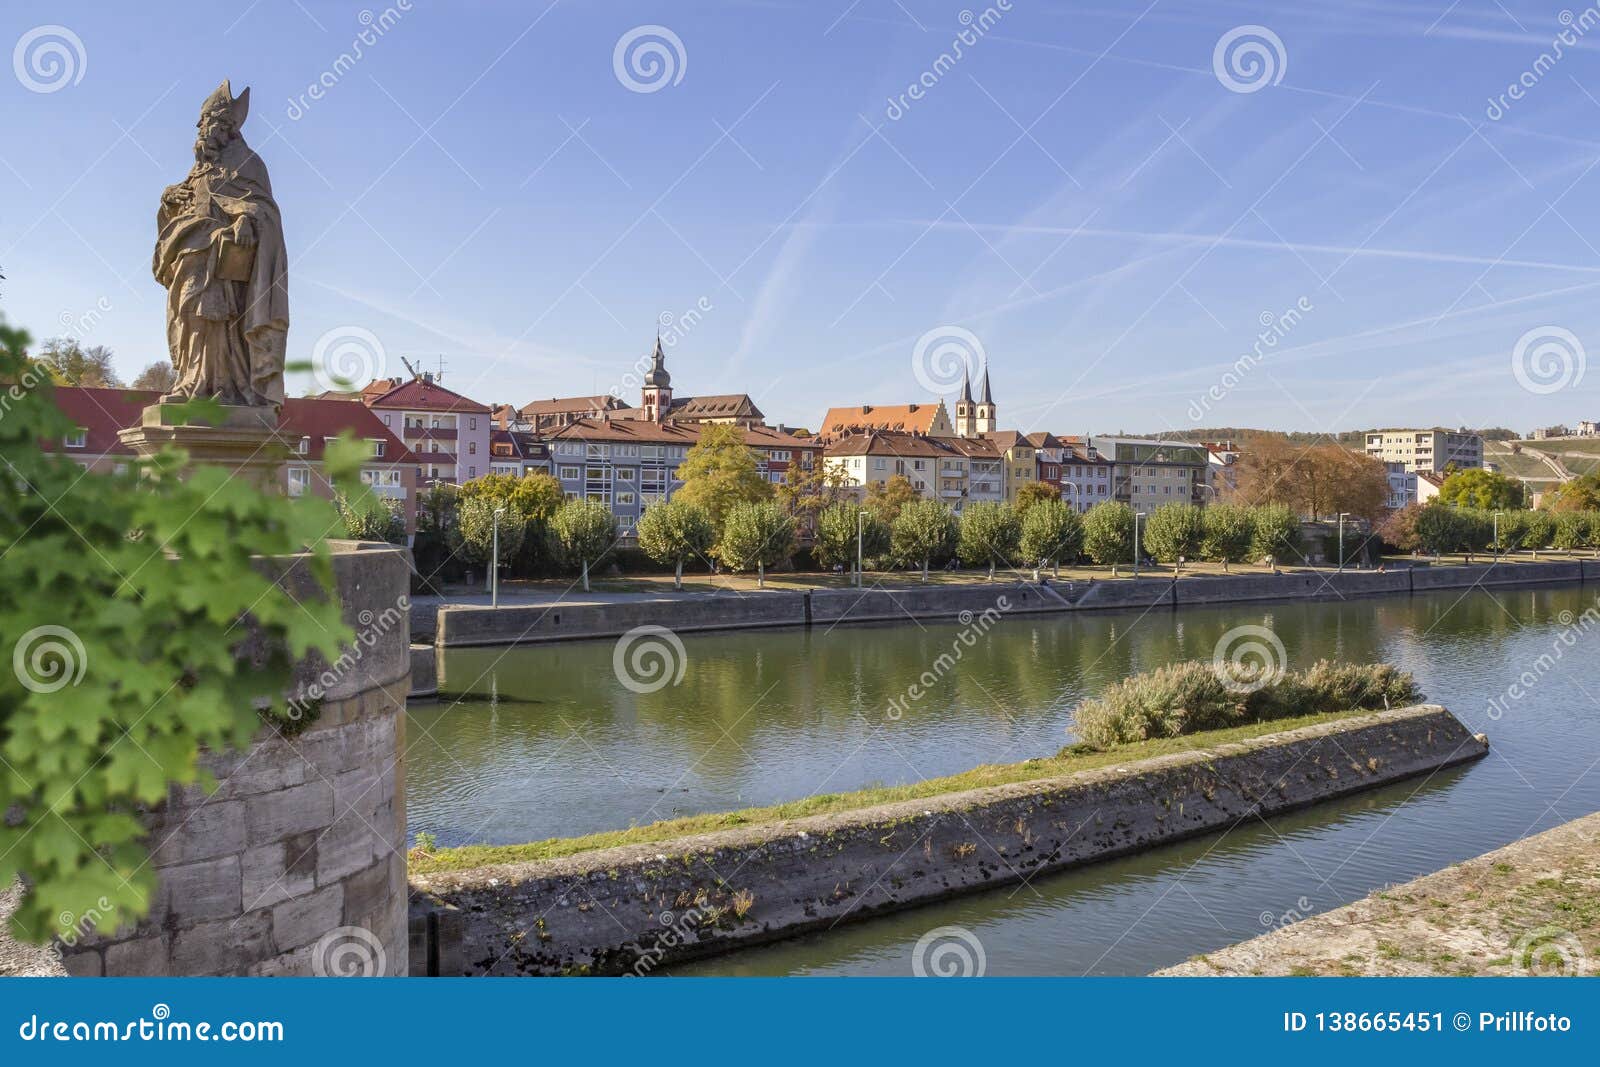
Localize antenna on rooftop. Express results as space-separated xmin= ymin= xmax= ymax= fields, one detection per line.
xmin=401 ymin=356 xmax=422 ymax=381
xmin=435 ymin=354 xmax=447 ymax=382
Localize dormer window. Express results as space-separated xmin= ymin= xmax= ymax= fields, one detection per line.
xmin=63 ymin=429 xmax=87 ymax=449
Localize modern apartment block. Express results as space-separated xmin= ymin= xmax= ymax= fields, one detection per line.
xmin=362 ymin=374 xmax=493 ymax=483
xmin=1364 ymin=429 xmax=1483 ymax=473
xmin=1088 ymin=436 xmax=1209 ymax=512
xmin=546 ymin=419 xmax=817 ymax=532
xmin=1053 ymin=436 xmax=1114 ymax=512
xmin=1384 ymin=461 xmax=1417 ymax=509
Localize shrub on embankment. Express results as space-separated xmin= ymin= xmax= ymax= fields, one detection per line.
xmin=1070 ymin=660 xmax=1420 ymax=751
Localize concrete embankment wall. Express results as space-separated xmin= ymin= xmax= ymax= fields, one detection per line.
xmin=808 ymin=583 xmax=1067 ymax=625
xmin=408 ymin=705 xmax=1488 ymax=976
xmin=430 ymin=559 xmax=1593 ymax=648
xmin=437 ymin=593 xmax=807 ymax=647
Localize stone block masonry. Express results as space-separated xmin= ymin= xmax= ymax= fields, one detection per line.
xmin=409 ymin=705 xmax=1488 ymax=976
xmin=51 ymin=543 xmax=412 ymax=977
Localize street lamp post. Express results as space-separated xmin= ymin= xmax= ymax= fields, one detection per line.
xmin=1337 ymin=512 xmax=1350 ymax=573
xmin=1133 ymin=510 xmax=1144 ymax=579
xmin=856 ymin=510 xmax=868 ymax=588
xmin=1493 ymin=511 xmax=1501 ymax=561
xmin=491 ymin=506 xmax=506 ymax=607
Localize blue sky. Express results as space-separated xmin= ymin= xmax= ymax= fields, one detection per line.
xmin=4 ymin=0 xmax=1600 ymax=436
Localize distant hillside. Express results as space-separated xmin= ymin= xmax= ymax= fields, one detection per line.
xmin=1132 ymin=426 xmax=1520 ymax=447
xmin=1131 ymin=428 xmax=1366 ymax=447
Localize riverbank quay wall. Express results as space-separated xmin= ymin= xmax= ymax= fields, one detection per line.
xmin=432 ymin=559 xmax=1594 ymax=647
xmin=51 ymin=543 xmax=413 ymax=977
xmin=1157 ymin=808 xmax=1600 ymax=977
xmin=407 ymin=705 xmax=1488 ymax=976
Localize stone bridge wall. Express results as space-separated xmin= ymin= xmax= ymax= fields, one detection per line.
xmin=56 ymin=542 xmax=412 ymax=977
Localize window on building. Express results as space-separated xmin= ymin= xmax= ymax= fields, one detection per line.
xmin=470 ymin=417 xmax=477 ymax=430
xmin=63 ymin=429 xmax=87 ymax=449
xmin=371 ymin=439 xmax=385 ymax=458
xmin=287 ymin=467 xmax=309 ymax=497
xmin=559 ymin=465 xmax=580 ymax=480
xmin=617 ymin=468 xmax=636 ymax=482
xmin=468 ymin=442 xmax=476 ymax=455
xmin=615 ymin=491 xmax=636 ymax=506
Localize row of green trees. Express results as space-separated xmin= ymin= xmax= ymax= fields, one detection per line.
xmin=1381 ymin=502 xmax=1600 ymax=557
xmin=407 ymin=471 xmax=1326 ymax=589
xmin=811 ymin=498 xmax=1309 ymax=581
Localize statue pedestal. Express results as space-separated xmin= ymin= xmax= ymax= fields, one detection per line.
xmin=118 ymin=403 xmax=290 ymax=487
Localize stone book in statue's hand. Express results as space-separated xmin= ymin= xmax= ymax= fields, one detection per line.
xmin=216 ymin=236 xmax=255 ymax=282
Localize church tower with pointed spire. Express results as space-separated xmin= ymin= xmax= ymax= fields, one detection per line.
xmin=973 ymin=365 xmax=996 ymax=435
xmin=954 ymin=369 xmax=976 ymax=437
xmin=642 ymin=335 xmax=672 ymax=422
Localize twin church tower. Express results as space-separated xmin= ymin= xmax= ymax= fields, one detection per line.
xmin=952 ymin=366 xmax=997 ymax=437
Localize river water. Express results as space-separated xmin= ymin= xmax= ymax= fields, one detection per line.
xmin=408 ymin=583 xmax=1600 ymax=975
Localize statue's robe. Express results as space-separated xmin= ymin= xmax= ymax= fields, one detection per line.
xmin=153 ymin=136 xmax=288 ymax=407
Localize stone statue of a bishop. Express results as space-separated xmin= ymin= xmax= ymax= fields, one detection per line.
xmin=153 ymin=80 xmax=288 ymax=408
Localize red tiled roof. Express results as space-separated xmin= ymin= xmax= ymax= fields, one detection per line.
xmin=366 ymin=377 xmax=491 ymax=414
xmin=824 ymin=430 xmax=961 ymax=460
xmin=819 ymin=402 xmax=946 ymax=439
xmin=520 ymin=394 xmax=629 ymax=417
xmin=48 ymin=387 xmax=417 ymax=464
xmin=280 ymin=397 xmax=419 ymax=464
xmin=51 ymin=386 xmax=159 ymax=456
xmin=548 ymin=418 xmax=815 ymax=451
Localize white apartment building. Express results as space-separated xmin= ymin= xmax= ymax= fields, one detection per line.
xmin=1364 ymin=429 xmax=1482 ymax=473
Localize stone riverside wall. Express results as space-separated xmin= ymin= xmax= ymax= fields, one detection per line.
xmin=432 ymin=559 xmax=1596 ymax=647
xmin=408 ymin=705 xmax=1488 ymax=976
xmin=1156 ymin=809 xmax=1600 ymax=977
xmin=55 ymin=542 xmax=412 ymax=977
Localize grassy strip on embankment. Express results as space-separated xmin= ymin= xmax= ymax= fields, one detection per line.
xmin=409 ymin=705 xmax=1380 ymax=875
